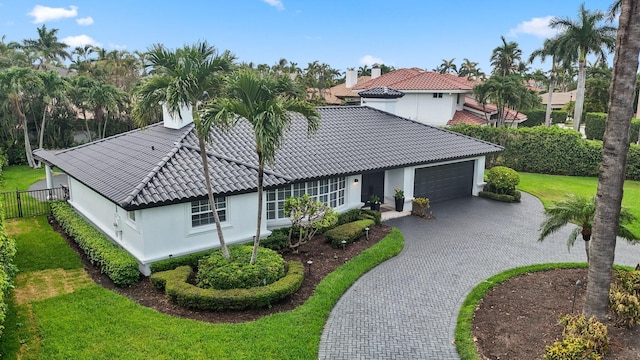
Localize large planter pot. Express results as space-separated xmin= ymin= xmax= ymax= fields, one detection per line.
xmin=370 ymin=202 xmax=381 ymax=211
xmin=395 ymin=197 xmax=405 ymax=212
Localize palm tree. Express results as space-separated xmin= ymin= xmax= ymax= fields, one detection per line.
xmin=0 ymin=35 xmax=28 ymax=69
xmin=529 ymin=36 xmax=577 ymax=127
xmin=538 ymin=194 xmax=636 ymax=260
xmin=436 ymin=58 xmax=457 ymax=74
xmin=357 ymin=64 xmax=371 ymax=77
xmin=459 ymin=58 xmax=481 ymax=79
xmin=0 ymin=67 xmax=44 ymax=168
xmin=203 ymin=69 xmax=319 ymax=265
xmin=21 ymin=25 xmax=70 ymax=70
xmin=35 ymin=70 xmax=68 ymax=159
xmin=133 ymin=41 xmax=236 ymax=260
xmin=584 ymin=0 xmax=640 ymax=321
xmin=550 ymin=4 xmax=616 ymax=131
xmin=490 ymin=36 xmax=522 ymax=76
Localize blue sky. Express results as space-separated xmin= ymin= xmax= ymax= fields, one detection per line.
xmin=0 ymin=1 xmax=615 ymax=74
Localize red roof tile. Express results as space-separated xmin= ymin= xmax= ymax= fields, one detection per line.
xmin=354 ymin=68 xmax=477 ymax=91
xmin=464 ymin=97 xmax=527 ymax=121
xmin=448 ymin=111 xmax=488 ymax=126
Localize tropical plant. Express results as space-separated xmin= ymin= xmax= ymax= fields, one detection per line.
xmin=458 ymin=58 xmax=483 ymax=80
xmin=203 ymin=69 xmax=319 ymax=264
xmin=538 ymin=194 xmax=637 ymax=260
xmin=549 ymin=3 xmax=616 ymax=131
xmin=284 ymin=194 xmax=338 ymax=250
xmin=21 ymin=25 xmax=70 ymax=70
xmin=34 ymin=70 xmax=69 ymax=157
xmin=490 ymin=36 xmax=522 ymax=76
xmin=473 ymin=75 xmax=540 ymax=127
xmin=584 ymin=0 xmax=640 ymax=321
xmin=435 ymin=58 xmax=457 ymax=74
xmin=133 ymin=41 xmax=236 ymax=260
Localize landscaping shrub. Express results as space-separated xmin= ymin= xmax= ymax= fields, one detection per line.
xmin=50 ymin=201 xmax=139 ymax=286
xmin=260 ymin=228 xmax=290 ymax=251
xmin=551 ymin=110 xmax=568 ymax=124
xmin=196 ymin=245 xmax=285 ymax=290
xmin=337 ymin=208 xmax=363 ymax=226
xmin=151 ymin=261 xmax=304 ymax=310
xmin=0 ymin=202 xmax=17 ymax=339
xmin=149 ymin=249 xmax=216 ymax=273
xmin=359 ymin=209 xmax=381 ymax=225
xmin=447 ymin=124 xmax=640 ymax=180
xmin=485 ymin=166 xmax=519 ymax=194
xmin=543 ymin=314 xmax=609 ymax=360
xmin=584 ymin=112 xmax=607 ymax=140
xmin=324 ymin=219 xmax=375 ymax=248
xmin=411 ymin=197 xmax=430 ymax=217
xmin=520 ymin=109 xmax=545 ymax=127
xmin=478 ymin=190 xmax=521 ymax=203
xmin=0 ymin=149 xmax=7 ymax=176
xmin=609 ymin=270 xmax=640 ymax=328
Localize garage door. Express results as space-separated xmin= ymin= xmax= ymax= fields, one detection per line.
xmin=413 ymin=161 xmax=474 ymax=203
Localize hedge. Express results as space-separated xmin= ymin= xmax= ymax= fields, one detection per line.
xmin=520 ymin=110 xmax=568 ymax=127
xmin=150 ymin=261 xmax=304 ymax=310
xmin=51 ymin=201 xmax=140 ymax=286
xmin=0 ymin=202 xmax=17 ymax=339
xmin=585 ymin=112 xmax=640 ymax=143
xmin=149 ymin=248 xmax=216 ymax=273
xmin=447 ymin=124 xmax=640 ymax=180
xmin=324 ymin=219 xmax=375 ymax=248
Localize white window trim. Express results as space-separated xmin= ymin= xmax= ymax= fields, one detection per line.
xmin=187 ymin=197 xmax=230 ymax=235
xmin=125 ymin=210 xmax=138 ymax=230
xmin=266 ymin=177 xmax=346 ymax=221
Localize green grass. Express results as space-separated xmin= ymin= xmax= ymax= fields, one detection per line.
xmin=7 ymin=227 xmax=404 ymax=359
xmin=518 ymin=172 xmax=640 ymax=236
xmin=7 ymin=216 xmax=82 ymax=273
xmin=0 ymin=166 xmax=45 ymax=191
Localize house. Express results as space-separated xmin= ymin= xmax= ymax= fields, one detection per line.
xmin=320 ymin=70 xmax=371 ymax=105
xmin=540 ymin=89 xmax=577 ymax=110
xmin=34 ymin=106 xmax=502 ymax=275
xmin=353 ymin=68 xmax=527 ymax=127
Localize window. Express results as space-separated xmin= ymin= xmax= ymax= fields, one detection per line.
xmin=191 ymin=197 xmax=226 ymax=227
xmin=266 ymin=177 xmax=347 ymax=220
xmin=433 ymin=93 xmax=443 ymax=98
xmin=127 ymin=211 xmax=136 ymax=222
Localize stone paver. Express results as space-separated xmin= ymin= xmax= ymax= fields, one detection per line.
xmin=319 ymin=193 xmax=640 ymax=359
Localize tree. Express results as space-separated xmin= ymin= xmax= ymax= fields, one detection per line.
xmin=0 ymin=35 xmax=28 ymax=69
xmin=284 ymin=194 xmax=338 ymax=251
xmin=459 ymin=58 xmax=483 ymax=80
xmin=203 ymin=69 xmax=319 ymax=265
xmin=35 ymin=70 xmax=68 ymax=158
xmin=490 ymin=36 xmax=522 ymax=76
xmin=435 ymin=58 xmax=457 ymax=74
xmin=529 ymin=36 xmax=578 ymax=127
xmin=584 ymin=0 xmax=640 ymax=321
xmin=538 ymin=194 xmax=636 ymax=260
xmin=550 ymin=4 xmax=616 ymax=131
xmin=133 ymin=41 xmax=235 ymax=260
xmin=0 ymin=67 xmax=44 ymax=168
xmin=473 ymin=75 xmax=539 ymax=127
xmin=21 ymin=25 xmax=70 ymax=70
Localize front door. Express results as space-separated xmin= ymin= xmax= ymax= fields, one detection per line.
xmin=361 ymin=171 xmax=385 ymax=203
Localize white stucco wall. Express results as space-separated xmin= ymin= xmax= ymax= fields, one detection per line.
xmin=392 ymin=93 xmax=457 ymax=126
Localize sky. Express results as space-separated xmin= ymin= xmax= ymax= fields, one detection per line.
xmin=0 ymin=0 xmax=617 ymax=74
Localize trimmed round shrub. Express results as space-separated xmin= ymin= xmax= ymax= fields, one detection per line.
xmin=486 ymin=166 xmax=520 ymax=194
xmin=196 ymin=245 xmax=285 ymax=290
xmin=260 ymin=228 xmax=289 ymax=251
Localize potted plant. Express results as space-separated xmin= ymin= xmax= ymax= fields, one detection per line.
xmin=369 ymin=194 xmax=381 ymax=211
xmin=411 ymin=197 xmax=430 ymax=218
xmin=394 ymin=188 xmax=405 ymax=212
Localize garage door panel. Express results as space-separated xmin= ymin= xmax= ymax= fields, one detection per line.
xmin=413 ymin=161 xmax=474 ymax=203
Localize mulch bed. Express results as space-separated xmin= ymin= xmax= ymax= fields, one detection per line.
xmin=48 ymin=216 xmax=391 ymax=324
xmin=473 ymin=268 xmax=640 ymax=360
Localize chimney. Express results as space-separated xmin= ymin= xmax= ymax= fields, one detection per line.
xmin=162 ymin=103 xmax=195 ymax=129
xmin=345 ymin=68 xmax=357 ymax=88
xmin=371 ymin=63 xmax=381 ymax=79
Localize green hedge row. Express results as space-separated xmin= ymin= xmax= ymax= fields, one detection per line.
xmin=324 ymin=219 xmax=375 ymax=248
xmin=585 ymin=112 xmax=640 ymax=143
xmin=150 ymin=261 xmax=304 ymax=310
xmin=520 ymin=110 xmax=568 ymax=127
xmin=447 ymin=124 xmax=640 ymax=180
xmin=51 ymin=202 xmax=140 ymax=286
xmin=0 ymin=203 xmax=17 ymax=339
xmin=478 ymin=190 xmax=522 ymax=203
xmin=149 ymin=249 xmax=216 ymax=273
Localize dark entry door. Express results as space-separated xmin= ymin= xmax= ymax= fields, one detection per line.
xmin=361 ymin=171 xmax=385 ymax=203
xmin=413 ymin=161 xmax=474 ymax=203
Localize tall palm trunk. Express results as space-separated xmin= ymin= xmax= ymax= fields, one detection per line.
xmin=251 ymin=152 xmax=264 ymax=265
xmin=198 ymin=135 xmax=230 ymax=260
xmin=583 ymin=0 xmax=640 ymax=320
xmin=82 ymin=109 xmax=92 ymax=142
xmin=573 ymin=54 xmax=587 ymax=131
xmin=11 ymin=97 xmax=36 ymax=168
xmin=545 ymin=72 xmax=556 ymax=127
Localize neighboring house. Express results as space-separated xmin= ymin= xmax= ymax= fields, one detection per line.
xmin=34 ymin=106 xmax=502 ymax=275
xmin=540 ymin=89 xmax=577 ymax=110
xmin=320 ymin=72 xmax=371 ymax=105
xmin=354 ymin=68 xmax=528 ymax=127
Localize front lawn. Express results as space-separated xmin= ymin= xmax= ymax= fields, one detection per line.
xmin=518 ymin=172 xmax=640 ymax=236
xmin=0 ymin=165 xmax=45 ymax=191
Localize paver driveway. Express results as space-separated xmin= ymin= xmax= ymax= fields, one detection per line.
xmin=319 ymin=193 xmax=640 ymax=359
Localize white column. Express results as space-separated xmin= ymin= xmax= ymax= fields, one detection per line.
xmin=45 ymin=164 xmax=54 ymax=189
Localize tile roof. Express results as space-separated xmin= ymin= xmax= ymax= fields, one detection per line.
xmin=34 ymin=106 xmax=502 ymax=210
xmin=358 ymin=87 xmax=405 ymax=98
xmin=353 ymin=68 xmax=478 ymax=91
xmin=311 ymin=76 xmax=371 ymax=105
xmin=448 ymin=111 xmax=488 ymax=126
xmin=464 ymin=97 xmax=527 ymax=121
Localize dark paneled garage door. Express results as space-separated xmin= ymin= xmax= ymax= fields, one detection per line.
xmin=413 ymin=161 xmax=474 ymax=203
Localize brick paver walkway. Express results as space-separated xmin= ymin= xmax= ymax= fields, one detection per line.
xmin=319 ymin=193 xmax=640 ymax=359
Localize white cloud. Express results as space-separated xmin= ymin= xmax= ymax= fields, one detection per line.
xmin=109 ymin=43 xmax=127 ymax=50
xmin=28 ymin=5 xmax=78 ymax=23
xmin=508 ymin=16 xmax=558 ymax=38
xmin=263 ymin=0 xmax=284 ymax=11
xmin=61 ymin=35 xmax=100 ymax=48
xmin=76 ymin=16 xmax=93 ymax=26
xmin=359 ymin=55 xmax=384 ymax=66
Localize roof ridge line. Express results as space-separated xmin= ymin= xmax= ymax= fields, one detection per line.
xmin=57 ymin=122 xmax=165 ymax=155
xmin=119 ymin=125 xmax=194 ymax=207
xmin=181 ymin=144 xmax=291 ymax=181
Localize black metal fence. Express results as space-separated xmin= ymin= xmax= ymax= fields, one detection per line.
xmin=0 ymin=186 xmax=69 ymax=219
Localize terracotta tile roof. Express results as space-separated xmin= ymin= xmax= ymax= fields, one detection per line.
xmin=314 ymin=76 xmax=371 ymax=105
xmin=448 ymin=111 xmax=488 ymax=126
xmin=463 ymin=97 xmax=527 ymax=121
xmin=34 ymin=107 xmax=503 ymax=210
xmin=354 ymin=68 xmax=477 ymax=91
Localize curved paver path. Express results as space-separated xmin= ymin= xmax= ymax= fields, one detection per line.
xmin=319 ymin=193 xmax=640 ymax=359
